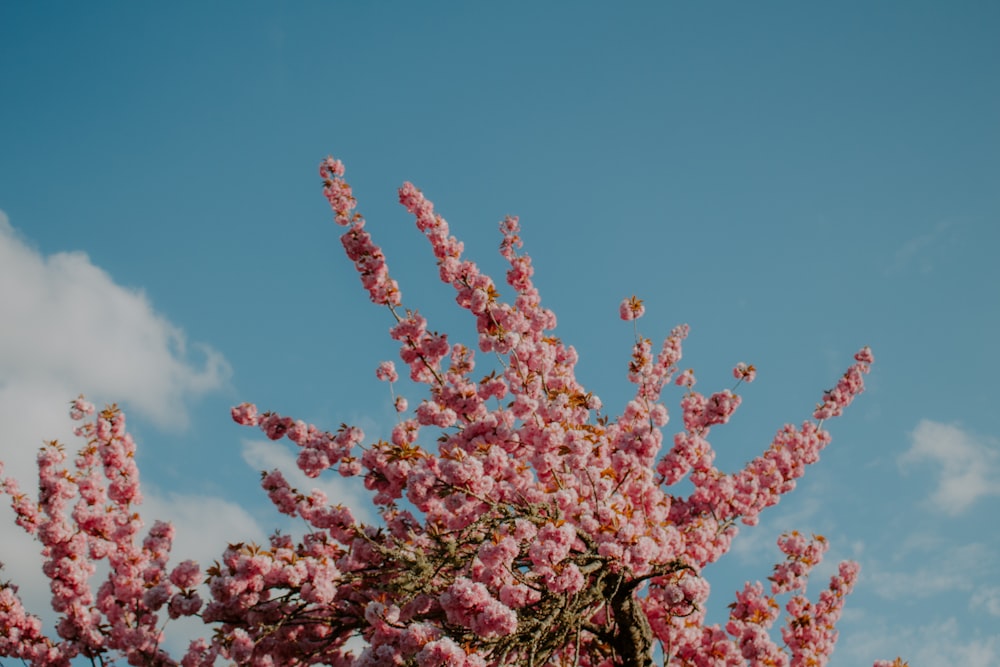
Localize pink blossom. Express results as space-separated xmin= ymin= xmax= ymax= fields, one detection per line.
xmin=339 ymin=457 xmax=362 ymax=477
xmin=813 ymin=347 xmax=873 ymax=420
xmin=619 ymin=295 xmax=646 ymax=320
xmin=376 ymin=360 xmax=399 ymax=382
xmin=69 ymin=395 xmax=95 ymax=421
xmin=230 ymin=402 xmax=259 ymax=426
xmin=733 ymin=361 xmax=757 ymax=383
xmin=675 ymin=368 xmax=696 ymax=387
xmin=169 ymin=560 xmax=202 ymax=589
xmin=439 ymin=577 xmax=517 ymax=639
xmin=321 ymin=155 xmax=345 ymax=177
xmin=259 ymin=412 xmax=293 ymax=440
xmin=228 ymin=628 xmax=254 ymax=663
xmin=416 ymin=637 xmax=468 ymax=666
xmin=167 ymin=591 xmax=203 ymax=619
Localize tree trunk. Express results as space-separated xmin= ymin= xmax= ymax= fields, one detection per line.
xmin=607 ymin=576 xmax=655 ymax=667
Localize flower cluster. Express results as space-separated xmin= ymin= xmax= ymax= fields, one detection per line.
xmin=1 ymin=400 xmax=204 ymax=666
xmin=733 ymin=362 xmax=757 ymax=384
xmin=202 ymin=157 xmax=886 ymax=665
xmin=718 ymin=532 xmax=860 ymax=667
xmin=0 ymin=156 xmax=903 ymax=667
xmin=619 ymin=296 xmax=646 ymax=321
xmin=813 ymin=347 xmax=874 ymax=421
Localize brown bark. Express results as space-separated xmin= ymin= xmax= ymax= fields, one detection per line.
xmin=606 ymin=575 xmax=656 ymax=667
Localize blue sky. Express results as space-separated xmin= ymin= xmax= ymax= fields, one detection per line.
xmin=1 ymin=2 xmax=998 ymax=664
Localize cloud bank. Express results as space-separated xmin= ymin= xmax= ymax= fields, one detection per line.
xmin=0 ymin=213 xmax=229 ymax=423
xmin=899 ymin=419 xmax=1000 ymax=515
xmin=0 ymin=211 xmax=232 ymax=476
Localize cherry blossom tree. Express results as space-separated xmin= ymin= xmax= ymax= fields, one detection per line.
xmin=0 ymin=156 xmax=905 ymax=667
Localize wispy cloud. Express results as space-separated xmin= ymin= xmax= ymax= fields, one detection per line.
xmin=971 ymin=586 xmax=1000 ymax=617
xmin=837 ymin=616 xmax=998 ymax=667
xmin=865 ymin=540 xmax=992 ymax=600
xmin=898 ymin=419 xmax=1000 ymax=515
xmin=834 ymin=528 xmax=999 ymax=667
xmin=884 ymin=220 xmax=955 ymax=276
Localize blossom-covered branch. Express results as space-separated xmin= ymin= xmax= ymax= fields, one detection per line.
xmin=0 ymin=156 xmax=904 ymax=667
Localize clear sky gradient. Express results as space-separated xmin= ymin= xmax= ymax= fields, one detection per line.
xmin=2 ymin=3 xmax=998 ymax=664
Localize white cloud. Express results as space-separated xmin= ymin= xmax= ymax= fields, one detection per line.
xmin=0 ymin=212 xmax=238 ymax=651
xmin=865 ymin=541 xmax=991 ymax=600
xmin=141 ymin=492 xmax=269 ymax=566
xmin=0 ymin=213 xmax=229 ymax=435
xmin=0 ymin=210 xmax=233 ymax=491
xmin=898 ymin=419 xmax=1000 ymax=515
xmin=858 ymin=536 xmax=1000 ymax=648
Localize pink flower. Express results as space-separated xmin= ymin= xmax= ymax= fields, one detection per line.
xmin=376 ymin=360 xmax=398 ymax=383
xmin=69 ymin=395 xmax=95 ymax=421
xmin=812 ymin=350 xmax=872 ymax=420
xmin=619 ymin=295 xmax=645 ymax=321
xmin=733 ymin=362 xmax=757 ymax=383
xmin=416 ymin=637 xmax=468 ymax=666
xmin=142 ymin=583 xmax=170 ymax=611
xmin=169 ymin=560 xmax=202 ymax=590
xmin=259 ymin=412 xmax=293 ymax=440
xmin=675 ymin=368 xmax=696 ymax=387
xmin=230 ymin=402 xmax=258 ymax=426
xmin=167 ymin=591 xmax=203 ymax=619
xmin=439 ymin=578 xmax=516 ymax=639
xmin=854 ymin=346 xmax=874 ymax=364
xmin=321 ymin=156 xmax=345 ymax=177
xmin=228 ymin=628 xmax=254 ymax=663
xmin=339 ymin=457 xmax=362 ymax=477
